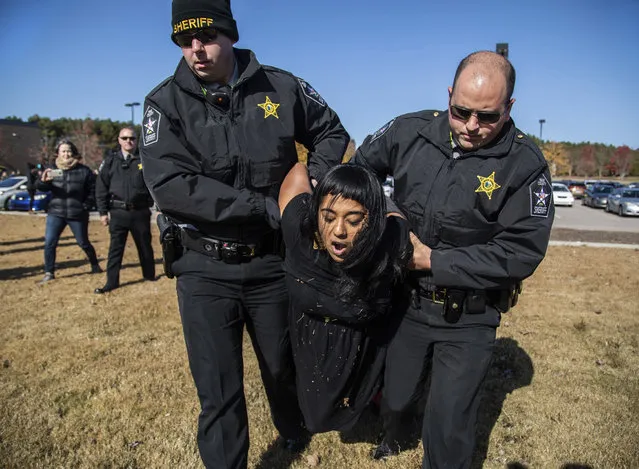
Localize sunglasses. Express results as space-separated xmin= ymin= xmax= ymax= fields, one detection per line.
xmin=120 ymin=136 xmax=136 ymax=141
xmin=449 ymin=104 xmax=504 ymax=125
xmin=173 ymin=28 xmax=218 ymax=48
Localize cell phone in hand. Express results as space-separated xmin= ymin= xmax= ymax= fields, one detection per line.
xmin=49 ymin=169 xmax=63 ymax=178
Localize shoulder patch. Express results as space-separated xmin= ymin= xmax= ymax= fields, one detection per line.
xmin=297 ymin=78 xmax=326 ymax=107
xmin=529 ymin=175 xmax=551 ymax=218
xmin=370 ymin=118 xmax=396 ymax=143
xmin=143 ymin=106 xmax=162 ymax=146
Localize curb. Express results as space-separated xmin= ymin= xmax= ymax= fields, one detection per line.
xmin=549 ymin=240 xmax=639 ymax=250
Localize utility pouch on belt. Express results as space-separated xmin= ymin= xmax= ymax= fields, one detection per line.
xmin=466 ymin=292 xmax=487 ymax=314
xmin=511 ymin=281 xmax=523 ymax=308
xmin=156 ymin=213 xmax=182 ymax=279
xmin=492 ymin=282 xmax=523 ymax=313
xmin=443 ymin=289 xmax=466 ymax=323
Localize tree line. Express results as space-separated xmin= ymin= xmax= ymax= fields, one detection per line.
xmin=2 ymin=115 xmax=140 ymax=170
xmin=3 ymin=116 xmax=636 ymax=177
xmin=529 ymin=136 xmax=637 ymax=178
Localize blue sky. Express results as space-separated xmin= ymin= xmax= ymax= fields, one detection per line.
xmin=1 ymin=0 xmax=638 ymax=148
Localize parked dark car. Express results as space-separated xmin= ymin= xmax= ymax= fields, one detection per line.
xmin=7 ymin=190 xmax=52 ymax=212
xmin=605 ymin=188 xmax=639 ymax=216
xmin=583 ymin=185 xmax=614 ymax=208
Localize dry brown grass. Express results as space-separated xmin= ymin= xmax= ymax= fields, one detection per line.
xmin=1 ymin=213 xmax=638 ymax=469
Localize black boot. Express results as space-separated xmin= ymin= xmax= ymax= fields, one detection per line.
xmin=94 ymin=284 xmax=117 ymax=294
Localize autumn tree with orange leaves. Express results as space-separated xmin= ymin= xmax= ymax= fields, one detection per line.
xmin=541 ymin=142 xmax=570 ymax=177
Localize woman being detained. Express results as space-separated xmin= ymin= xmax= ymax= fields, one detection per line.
xmin=278 ymin=163 xmax=412 ymax=433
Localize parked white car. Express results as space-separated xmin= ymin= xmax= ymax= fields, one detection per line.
xmin=552 ymin=182 xmax=574 ymax=207
xmin=0 ymin=176 xmax=28 ymax=210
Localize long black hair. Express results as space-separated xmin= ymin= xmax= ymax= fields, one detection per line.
xmin=303 ymin=165 xmax=411 ymax=319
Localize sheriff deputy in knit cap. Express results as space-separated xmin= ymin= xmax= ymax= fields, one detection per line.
xmin=140 ymin=1 xmax=350 ymax=468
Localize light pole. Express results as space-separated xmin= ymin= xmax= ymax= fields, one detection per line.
xmin=124 ymin=102 xmax=141 ymax=125
xmin=539 ymin=119 xmax=546 ymax=141
xmin=496 ymin=43 xmax=509 ymax=59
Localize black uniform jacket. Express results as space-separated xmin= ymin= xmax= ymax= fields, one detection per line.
xmin=353 ymin=110 xmax=554 ymax=291
xmin=139 ymin=48 xmax=349 ymax=242
xmin=96 ymin=151 xmax=154 ymax=216
xmin=37 ymin=163 xmax=95 ymax=220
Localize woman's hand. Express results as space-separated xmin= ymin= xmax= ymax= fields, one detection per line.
xmin=41 ymin=169 xmax=53 ymax=182
xmin=408 ymin=232 xmax=432 ymax=271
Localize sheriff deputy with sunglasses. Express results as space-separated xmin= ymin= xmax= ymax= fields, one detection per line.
xmin=352 ymin=51 xmax=554 ymax=468
xmin=94 ymin=126 xmax=156 ymax=294
xmin=139 ymin=1 xmax=349 ymax=468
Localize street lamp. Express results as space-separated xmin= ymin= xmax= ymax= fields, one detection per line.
xmin=496 ymin=43 xmax=509 ymax=59
xmin=124 ymin=102 xmax=141 ymax=124
xmin=539 ymin=119 xmax=546 ymax=140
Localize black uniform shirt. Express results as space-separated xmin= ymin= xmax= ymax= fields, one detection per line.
xmin=353 ymin=110 xmax=554 ymax=291
xmin=96 ymin=151 xmax=153 ymax=215
xmin=139 ymin=48 xmax=349 ymax=243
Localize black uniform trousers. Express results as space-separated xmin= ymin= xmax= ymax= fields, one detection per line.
xmin=381 ymin=297 xmax=498 ymax=469
xmin=172 ymin=249 xmax=304 ymax=469
xmin=105 ymin=208 xmax=155 ymax=287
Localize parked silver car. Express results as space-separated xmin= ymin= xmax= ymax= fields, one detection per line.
xmin=605 ymin=188 xmax=639 ymax=216
xmin=0 ymin=176 xmax=28 ymax=210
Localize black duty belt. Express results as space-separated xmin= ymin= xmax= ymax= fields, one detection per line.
xmin=415 ymin=284 xmax=521 ymax=321
xmin=418 ymin=286 xmax=487 ymax=308
xmin=180 ymin=229 xmax=280 ymax=264
xmin=110 ymin=200 xmax=149 ymax=211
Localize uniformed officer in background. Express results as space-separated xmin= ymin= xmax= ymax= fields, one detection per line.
xmin=352 ymin=51 xmax=554 ymax=468
xmin=139 ymin=1 xmax=349 ymax=468
xmin=94 ymin=126 xmax=155 ymax=294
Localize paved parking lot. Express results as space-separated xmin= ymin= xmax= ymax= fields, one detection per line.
xmin=3 ymin=205 xmax=638 ymax=234
xmin=553 ymin=202 xmax=639 ymax=232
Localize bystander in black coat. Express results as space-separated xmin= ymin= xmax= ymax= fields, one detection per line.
xmin=36 ymin=139 xmax=101 ymax=284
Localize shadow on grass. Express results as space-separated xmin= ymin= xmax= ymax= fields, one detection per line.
xmin=0 ymin=258 xmax=90 ymax=281
xmin=254 ymin=435 xmax=311 ymax=469
xmin=0 ymin=235 xmax=74 ymax=246
xmin=0 ymin=257 xmax=163 ymax=282
xmin=0 ymin=241 xmax=78 ymax=255
xmin=472 ymin=337 xmax=534 ymax=469
xmin=336 ymin=337 xmax=536 ymax=465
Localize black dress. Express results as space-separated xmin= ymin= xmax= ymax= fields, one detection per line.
xmin=282 ymin=193 xmax=394 ymax=433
